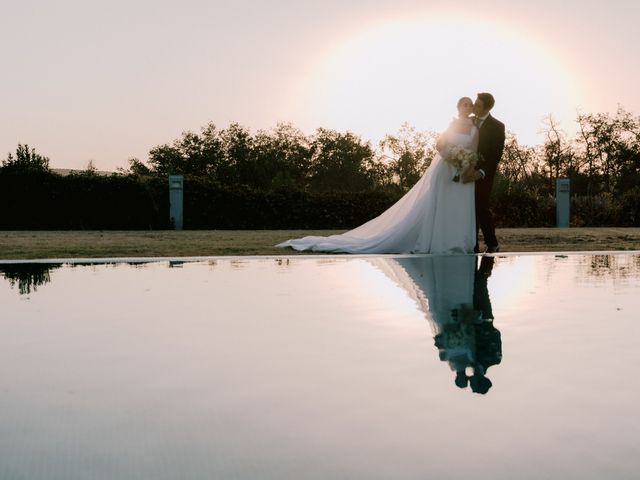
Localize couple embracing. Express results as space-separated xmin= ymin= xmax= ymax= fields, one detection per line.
xmin=277 ymin=93 xmax=506 ymax=255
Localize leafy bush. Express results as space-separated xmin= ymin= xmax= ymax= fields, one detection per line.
xmin=570 ymin=194 xmax=622 ymax=227
xmin=1 ymin=169 xmax=638 ymax=230
xmin=180 ymin=176 xmax=400 ymax=229
xmin=617 ymin=187 xmax=640 ymax=226
xmin=492 ymin=189 xmax=555 ymax=228
xmin=0 ymin=171 xmax=167 ymax=229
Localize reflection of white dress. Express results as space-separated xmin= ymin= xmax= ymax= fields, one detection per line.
xmin=276 ymin=129 xmax=477 ymax=254
xmin=368 ymin=256 xmax=477 ymax=372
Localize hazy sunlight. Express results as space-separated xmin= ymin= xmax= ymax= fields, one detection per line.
xmin=291 ymin=15 xmax=581 ymax=144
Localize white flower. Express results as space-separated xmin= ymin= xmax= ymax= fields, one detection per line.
xmin=446 ymin=146 xmax=478 ymax=182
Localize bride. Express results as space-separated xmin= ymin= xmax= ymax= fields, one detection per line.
xmin=276 ymin=97 xmax=478 ymax=254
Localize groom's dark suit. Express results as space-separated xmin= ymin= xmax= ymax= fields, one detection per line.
xmin=470 ymin=256 xmax=502 ymax=394
xmin=475 ymin=114 xmax=505 ymax=250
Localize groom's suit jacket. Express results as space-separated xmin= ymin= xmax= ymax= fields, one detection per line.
xmin=476 ymin=114 xmax=505 ymax=204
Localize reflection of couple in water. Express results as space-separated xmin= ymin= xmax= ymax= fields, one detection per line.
xmin=436 ymin=256 xmax=501 ymax=394
xmin=370 ymin=255 xmax=501 ymax=395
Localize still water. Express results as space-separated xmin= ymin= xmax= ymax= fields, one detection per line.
xmin=1 ymin=253 xmax=639 ymax=480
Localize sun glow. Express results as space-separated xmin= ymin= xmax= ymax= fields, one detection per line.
xmin=289 ymin=14 xmax=582 ymax=145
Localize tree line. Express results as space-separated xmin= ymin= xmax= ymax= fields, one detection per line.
xmin=128 ymin=122 xmax=433 ymax=194
xmin=2 ymin=107 xmax=639 ymax=228
xmin=124 ymin=108 xmax=640 ymax=197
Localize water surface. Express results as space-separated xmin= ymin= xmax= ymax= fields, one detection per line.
xmin=1 ymin=253 xmax=639 ymax=479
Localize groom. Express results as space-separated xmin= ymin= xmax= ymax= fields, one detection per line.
xmin=464 ymin=92 xmax=505 ymax=254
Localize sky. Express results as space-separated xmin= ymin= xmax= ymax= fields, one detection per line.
xmin=1 ymin=0 xmax=639 ymax=171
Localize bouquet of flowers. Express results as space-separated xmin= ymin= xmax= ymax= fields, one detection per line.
xmin=446 ymin=145 xmax=478 ymax=182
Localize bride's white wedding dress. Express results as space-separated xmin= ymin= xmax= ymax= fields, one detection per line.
xmin=276 ymin=126 xmax=477 ymax=254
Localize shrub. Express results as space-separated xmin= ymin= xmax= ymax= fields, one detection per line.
xmin=571 ymin=193 xmax=622 ymax=227
xmin=1 ymin=169 xmax=636 ymax=230
xmin=617 ymin=187 xmax=640 ymax=226
xmin=0 ymin=171 xmax=167 ymax=229
xmin=492 ymin=189 xmax=555 ymax=227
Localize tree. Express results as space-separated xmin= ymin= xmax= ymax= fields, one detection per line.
xmin=540 ymin=115 xmax=575 ymax=188
xmin=147 ymin=122 xmax=223 ymax=177
xmin=252 ymin=123 xmax=311 ymax=189
xmin=379 ymin=123 xmax=437 ymax=191
xmin=127 ymin=157 xmax=152 ymax=176
xmin=82 ymin=159 xmax=98 ymax=175
xmin=2 ymin=144 xmax=50 ymax=172
xmin=308 ymin=128 xmax=378 ymax=192
xmin=498 ymin=132 xmax=539 ymax=190
xmin=575 ymin=107 xmax=640 ymax=194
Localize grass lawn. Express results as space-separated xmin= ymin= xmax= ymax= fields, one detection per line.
xmin=1 ymin=228 xmax=639 ymax=260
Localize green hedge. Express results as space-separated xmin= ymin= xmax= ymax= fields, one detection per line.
xmin=181 ymin=177 xmax=399 ymax=229
xmin=0 ymin=171 xmax=167 ymax=229
xmin=491 ymin=189 xmax=555 ymax=228
xmin=0 ymin=171 xmax=399 ymax=230
xmin=1 ymin=171 xmax=639 ymax=229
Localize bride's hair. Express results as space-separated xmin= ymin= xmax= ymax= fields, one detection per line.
xmin=457 ymin=96 xmax=472 ymax=108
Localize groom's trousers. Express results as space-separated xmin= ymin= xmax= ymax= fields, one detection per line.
xmin=475 ymin=182 xmax=498 ymax=249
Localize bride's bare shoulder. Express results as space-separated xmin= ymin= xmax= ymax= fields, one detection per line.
xmin=444 ymin=118 xmax=461 ymax=132
xmin=450 ymin=118 xmax=473 ymax=134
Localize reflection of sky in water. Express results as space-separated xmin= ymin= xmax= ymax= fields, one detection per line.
xmin=1 ymin=254 xmax=639 ymax=480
